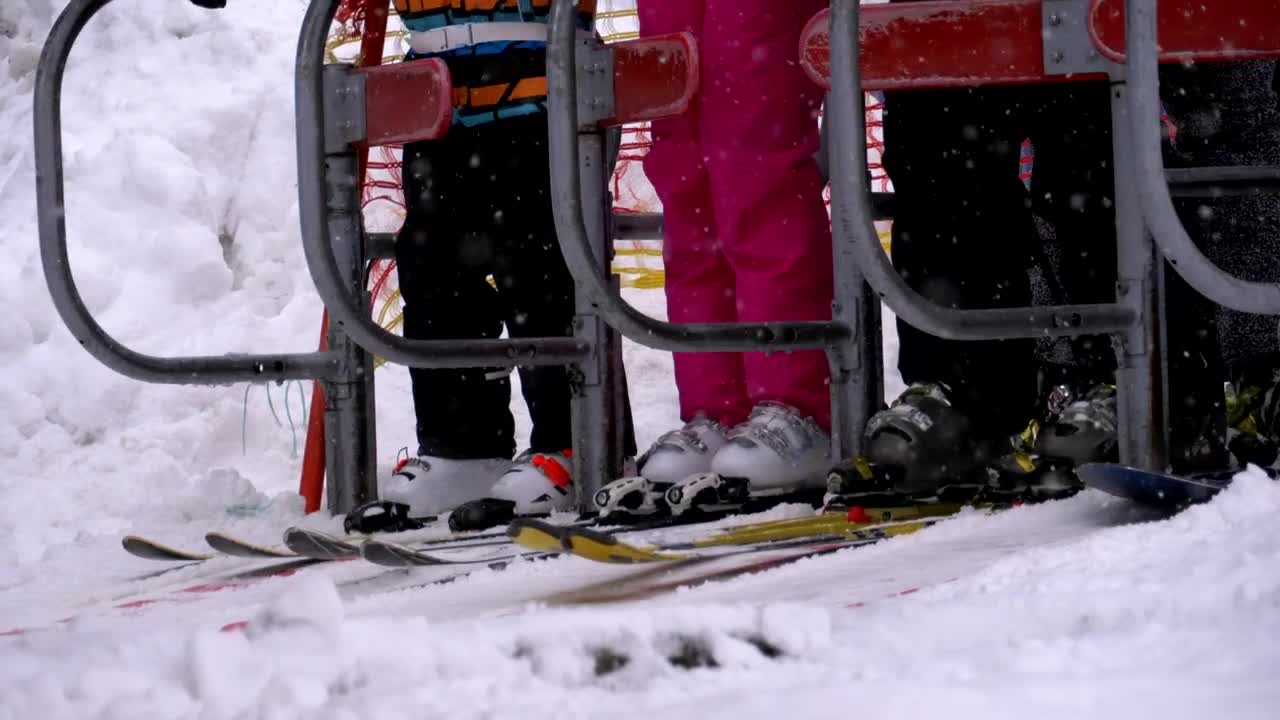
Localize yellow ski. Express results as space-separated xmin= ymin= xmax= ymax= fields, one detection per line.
xmin=507 ymin=508 xmax=972 ymax=565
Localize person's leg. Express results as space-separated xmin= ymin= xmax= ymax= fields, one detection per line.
xmin=479 ymin=113 xmax=576 ymax=456
xmin=1017 ymin=82 xmax=1135 ymax=468
xmin=1163 ymin=60 xmax=1280 ymax=372
xmin=1028 ymin=62 xmax=1280 ymax=472
xmin=679 ymin=0 xmax=835 ymax=492
xmin=383 ymin=122 xmax=519 ymax=517
xmin=396 ymin=126 xmax=515 ymax=461
xmin=699 ymin=0 xmax=834 ymax=431
xmin=868 ymin=47 xmax=1044 ymax=490
xmin=1026 ymin=82 xmax=1119 ymax=390
xmin=1162 ymin=60 xmax=1280 ymax=470
xmin=639 ymin=0 xmax=752 ymax=429
xmin=881 ymin=83 xmax=1040 ymax=437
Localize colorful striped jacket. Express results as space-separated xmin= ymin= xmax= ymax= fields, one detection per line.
xmin=392 ymin=0 xmax=596 ymax=127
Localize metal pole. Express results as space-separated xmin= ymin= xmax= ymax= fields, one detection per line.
xmin=570 ymin=130 xmax=615 ymax=511
xmin=1110 ymin=82 xmax=1167 ymax=472
xmin=318 ymin=67 xmax=378 ymax=513
xmin=826 ymin=85 xmax=881 ymax=461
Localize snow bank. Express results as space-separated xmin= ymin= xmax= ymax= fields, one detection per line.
xmin=1 ymin=1 xmax=328 ymax=565
xmin=1 ymin=568 xmax=832 ymax=720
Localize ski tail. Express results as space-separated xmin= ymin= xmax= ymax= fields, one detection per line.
xmin=121 ymin=536 xmax=212 ymax=562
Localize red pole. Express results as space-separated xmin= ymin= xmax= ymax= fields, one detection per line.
xmin=298 ymin=313 xmax=329 ymax=513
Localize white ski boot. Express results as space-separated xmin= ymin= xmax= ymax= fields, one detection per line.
xmin=379 ymin=453 xmax=512 ymax=518
xmin=449 ymin=450 xmax=575 ymax=530
xmin=710 ymin=402 xmax=831 ymax=493
xmin=654 ymin=403 xmax=830 ymax=518
xmin=490 ymin=450 xmax=575 ymax=513
xmin=593 ymin=417 xmax=729 ymax=520
xmin=638 ymin=416 xmax=729 ymax=484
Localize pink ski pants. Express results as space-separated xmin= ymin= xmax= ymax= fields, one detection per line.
xmin=638 ymin=0 xmax=834 ymax=430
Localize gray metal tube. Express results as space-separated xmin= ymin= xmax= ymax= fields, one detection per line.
xmin=322 ymin=149 xmax=380 ymax=514
xmin=546 ymin=0 xmax=852 ymax=352
xmin=826 ymin=84 xmax=880 ymax=461
xmin=1126 ymin=0 xmax=1280 ymax=315
xmin=612 ymin=212 xmax=663 ymax=240
xmin=570 ymin=133 xmax=617 ymax=511
xmin=35 ymin=0 xmax=343 ymax=385
xmin=1166 ymin=165 xmax=1280 ymax=194
xmin=296 ymin=0 xmax=589 ymax=368
xmin=826 ymin=0 xmax=1137 ymax=341
xmin=1111 ymin=82 xmax=1166 ymax=472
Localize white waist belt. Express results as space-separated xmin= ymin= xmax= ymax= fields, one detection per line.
xmin=408 ymin=22 xmax=549 ymax=55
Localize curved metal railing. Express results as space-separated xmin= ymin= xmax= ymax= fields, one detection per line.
xmin=35 ymin=0 xmax=343 ymax=384
xmin=295 ymin=0 xmax=591 ymax=368
xmin=1123 ymin=0 xmax=1280 ymax=315
xmin=545 ymin=0 xmax=854 ymax=352
xmin=825 ymin=0 xmax=1137 ymax=341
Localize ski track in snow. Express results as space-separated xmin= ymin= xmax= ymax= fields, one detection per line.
xmin=3 ymin=2 xmax=1280 ymax=718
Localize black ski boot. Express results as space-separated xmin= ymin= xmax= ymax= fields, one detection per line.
xmin=1028 ymin=383 xmax=1116 ymax=496
xmin=1034 ymin=384 xmax=1118 ymax=464
xmin=1226 ymin=364 xmax=1280 ymax=468
xmin=860 ymin=382 xmax=998 ymax=497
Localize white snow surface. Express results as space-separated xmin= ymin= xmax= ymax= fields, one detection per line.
xmin=3 ymin=2 xmax=1280 ymax=719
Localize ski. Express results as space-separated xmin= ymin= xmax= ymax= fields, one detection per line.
xmin=670 ymin=502 xmax=968 ymax=551
xmin=282 ymin=523 xmax=538 ymax=561
xmin=122 ymin=514 xmax=617 ymax=564
xmin=526 ymin=496 xmax=1073 ymax=604
xmin=354 ymin=513 xmax=713 ymax=567
xmin=542 ymin=539 xmax=871 ymax=606
xmin=1076 ymin=462 xmax=1239 ymax=509
xmin=507 ymin=504 xmax=976 ymax=565
xmin=123 ymin=488 xmax=933 ymax=566
xmin=204 ymin=532 xmax=298 ymax=559
xmin=121 ymin=535 xmax=213 ymax=562
xmin=286 ymin=505 xmax=718 ymax=564
xmin=123 ymin=532 xmax=298 ymax=563
xmin=358 ymin=538 xmax=548 ymax=567
xmin=281 ymin=527 xmax=365 ymax=560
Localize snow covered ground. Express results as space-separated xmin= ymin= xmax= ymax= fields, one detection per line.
xmin=3 ymin=2 xmax=1280 ymax=718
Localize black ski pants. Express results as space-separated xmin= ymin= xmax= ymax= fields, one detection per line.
xmin=883 ymin=36 xmax=1278 ymax=463
xmin=395 ymin=111 xmax=580 ymax=460
xmin=882 ymin=80 xmax=1130 ymax=438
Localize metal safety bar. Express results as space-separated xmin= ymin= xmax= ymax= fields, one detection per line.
xmin=1124 ymin=0 xmax=1280 ymax=316
xmin=297 ymin=0 xmax=591 ymax=370
xmin=365 ymin=212 xmax=669 ymax=259
xmin=35 ymin=0 xmax=344 ymax=386
xmin=826 ymin=0 xmax=1136 ymax=343
xmin=1166 ymin=167 xmax=1280 ymax=198
xmin=820 ymin=0 xmax=1280 ymax=471
xmin=36 ymin=0 xmax=382 ymax=513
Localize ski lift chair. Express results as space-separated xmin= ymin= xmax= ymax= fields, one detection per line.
xmin=545 ymin=0 xmax=1280 ymax=477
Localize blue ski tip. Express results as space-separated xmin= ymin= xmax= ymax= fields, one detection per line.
xmin=1077 ymin=462 xmax=1230 ymax=509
